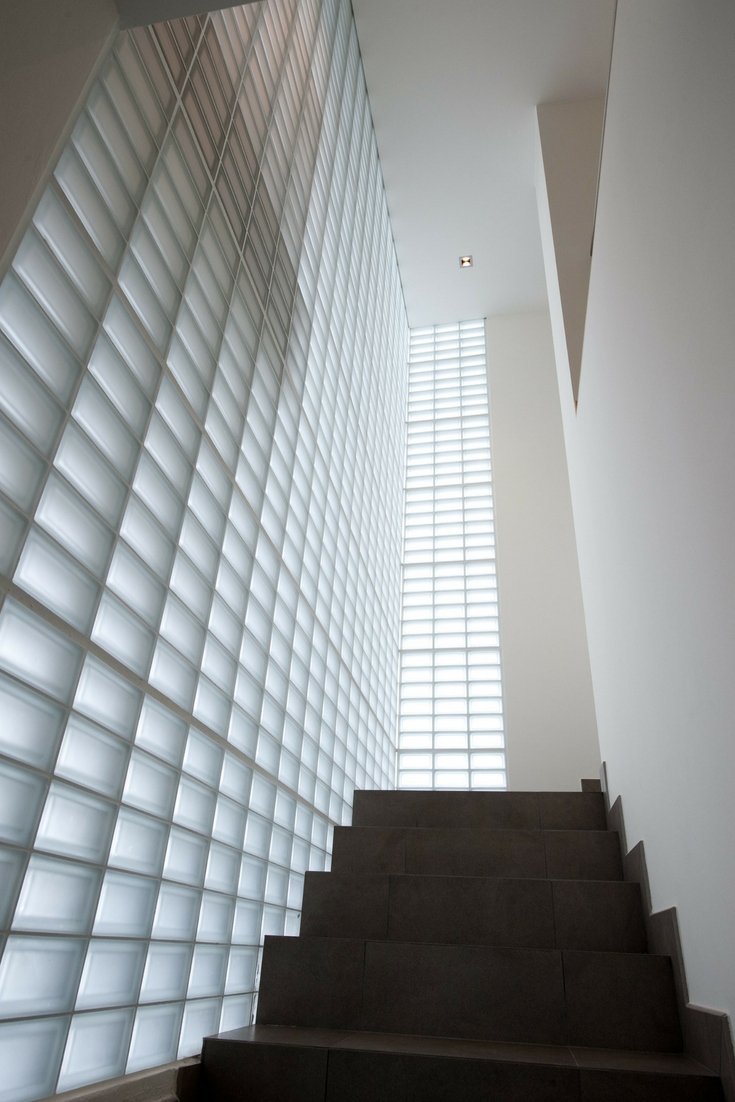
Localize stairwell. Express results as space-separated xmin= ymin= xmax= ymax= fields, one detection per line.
xmin=199 ymin=787 xmax=723 ymax=1100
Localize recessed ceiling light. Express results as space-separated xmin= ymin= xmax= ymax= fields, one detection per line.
xmin=459 ymin=255 xmax=472 ymax=268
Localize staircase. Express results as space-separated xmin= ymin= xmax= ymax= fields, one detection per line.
xmin=200 ymin=788 xmax=723 ymax=1100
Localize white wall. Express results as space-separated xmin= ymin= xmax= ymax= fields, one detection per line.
xmin=561 ymin=0 xmax=735 ymax=1020
xmin=486 ymin=312 xmax=600 ymax=791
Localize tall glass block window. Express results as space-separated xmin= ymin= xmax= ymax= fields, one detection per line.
xmin=0 ymin=1 xmax=407 ymax=1097
xmin=397 ymin=321 xmax=505 ymax=791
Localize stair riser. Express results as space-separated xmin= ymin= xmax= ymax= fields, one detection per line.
xmin=331 ymin=827 xmax=623 ymax=881
xmin=351 ymin=790 xmax=608 ymax=832
xmin=301 ymin=873 xmax=647 ymax=952
xmin=200 ymin=1040 xmax=723 ymax=1102
xmin=258 ymin=937 xmax=682 ymax=1052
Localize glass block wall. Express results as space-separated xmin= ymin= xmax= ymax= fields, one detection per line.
xmin=397 ymin=321 xmax=505 ymax=790
xmin=0 ymin=1 xmax=407 ymax=1097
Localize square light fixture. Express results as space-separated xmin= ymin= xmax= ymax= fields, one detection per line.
xmin=459 ymin=255 xmax=472 ymax=268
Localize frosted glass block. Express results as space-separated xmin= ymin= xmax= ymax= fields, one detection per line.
xmin=32 ymin=190 xmax=110 ymax=318
xmin=55 ymin=714 xmax=128 ymax=797
xmin=72 ymin=377 xmax=139 ymax=480
xmin=262 ymin=905 xmax=285 ymax=937
xmin=0 ymin=415 xmax=46 ymax=513
xmin=75 ymin=939 xmax=146 ymax=1009
xmin=159 ymin=594 xmax=206 ymax=665
xmin=35 ymin=781 xmax=116 ymax=862
xmin=284 ymin=910 xmax=301 ymax=937
xmin=163 ymin=827 xmax=208 ymax=886
xmin=74 ymin=653 xmax=142 ymax=737
xmin=0 ymin=1016 xmax=67 ymax=1102
xmin=106 ymin=542 xmax=166 ymax=627
xmin=0 ymin=333 xmax=64 ymax=455
xmin=179 ymin=514 xmax=218 ymax=584
xmin=108 ymin=807 xmax=168 ymax=876
xmin=55 ymin=422 xmax=127 ymax=526
xmin=169 ymin=553 xmax=212 ymax=623
xmin=205 ymin=842 xmax=240 ymax=894
xmin=149 ymin=638 xmax=198 ymax=710
xmin=243 ymin=813 xmax=271 ymax=859
xmin=126 ymin=1002 xmax=183 ymax=1073
xmin=57 ymin=1007 xmax=134 ymax=1092
xmin=231 ymin=899 xmax=261 ymax=944
xmin=139 ymin=943 xmax=192 ymax=1003
xmin=188 ymin=945 xmax=228 ymax=998
xmin=122 ymin=749 xmax=177 ymax=818
xmin=0 ymin=761 xmax=46 ymax=846
xmin=0 ymin=494 xmax=25 ymax=575
xmin=220 ymin=995 xmax=251 ymax=1032
xmin=264 ymin=865 xmax=288 ymax=907
xmin=92 ymin=592 xmax=155 ymax=678
xmin=0 ymin=273 xmax=81 ymax=403
xmin=120 ymin=495 xmax=175 ymax=580
xmin=0 ymin=935 xmax=85 ymax=1016
xmin=0 ymin=672 xmax=65 ymax=769
xmin=0 ymin=598 xmax=83 ymax=703
xmin=227 ymin=706 xmax=257 ymax=757
xmin=151 ymin=882 xmax=200 ymax=941
xmin=238 ymin=855 xmax=266 ymax=901
xmin=287 ymin=872 xmax=304 ymax=910
xmin=183 ymin=728 xmax=223 ymax=787
xmin=211 ymin=796 xmax=246 ymax=849
xmin=178 ymin=998 xmax=221 ymax=1058
xmin=225 ymin=946 xmax=257 ymax=994
xmin=133 ymin=702 xmax=183 ymax=771
xmin=36 ymin=472 xmax=114 ymax=577
xmin=173 ymin=775 xmax=216 ymax=835
xmin=472 ymin=771 xmax=506 ymax=789
xmin=219 ymin=754 xmax=252 ymax=804
xmin=0 ymin=848 xmax=25 ymax=929
xmin=133 ymin=453 xmax=184 ymax=537
xmin=103 ymin=296 xmax=161 ymax=398
xmin=250 ymin=773 xmax=277 ymax=820
xmin=13 ymin=856 xmax=101 ymax=934
xmin=197 ymin=892 xmax=234 ymax=944
xmin=93 ymin=870 xmax=158 ymax=937
xmin=193 ymin=676 xmax=231 ymax=736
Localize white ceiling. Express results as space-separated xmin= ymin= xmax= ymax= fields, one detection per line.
xmin=351 ymin=0 xmax=616 ymax=327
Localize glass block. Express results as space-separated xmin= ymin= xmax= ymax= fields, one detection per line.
xmin=204 ymin=842 xmax=239 ymax=895
xmin=88 ymin=332 xmax=151 ymax=437
xmin=227 ymin=706 xmax=257 ymax=757
xmin=106 ymin=541 xmax=166 ymax=627
xmin=93 ymin=870 xmax=158 ymax=937
xmin=178 ymin=998 xmax=221 ymax=1058
xmin=0 ymin=848 xmax=25 ymax=929
xmin=75 ymin=939 xmax=146 ymax=1009
xmin=120 ymin=495 xmax=175 ymax=580
xmin=103 ymin=295 xmax=161 ymax=398
xmin=183 ymin=727 xmax=223 ymax=787
xmin=187 ymin=944 xmax=228 ymax=998
xmin=262 ymin=905 xmax=285 ymax=937
xmin=126 ymin=1002 xmax=183 ymax=1073
xmin=197 ymin=892 xmax=234 ymax=943
xmin=55 ymin=714 xmax=129 ymax=797
xmin=55 ymin=421 xmax=127 ymax=526
xmin=193 ymin=676 xmax=231 ymax=736
xmin=148 ymin=639 xmax=198 ymax=710
xmin=0 ymin=672 xmax=65 ymax=769
xmin=0 ymin=1016 xmax=68 ymax=1102
xmin=135 ymin=695 xmax=187 ymax=765
xmin=13 ymin=856 xmax=101 ymax=934
xmin=0 ymin=935 xmax=85 ymax=1016
xmin=151 ymin=882 xmax=200 ymax=941
xmin=92 ymin=592 xmax=155 ymax=678
xmin=73 ymin=653 xmax=142 ymax=738
xmin=0 ymin=332 xmax=64 ymax=456
xmin=0 ymin=761 xmax=46 ymax=846
xmin=0 ymin=598 xmax=83 ymax=704
xmin=36 ymin=471 xmax=114 ymax=577
xmin=0 ymin=272 xmax=81 ymax=404
xmin=231 ymin=899 xmax=262 ymax=945
xmin=219 ymin=753 xmax=252 ymax=805
xmin=57 ymin=1007 xmax=134 ymax=1092
xmin=72 ymin=377 xmax=140 ymax=480
xmin=35 ymin=781 xmax=116 ymax=863
xmin=173 ymin=775 xmax=216 ymax=835
xmin=108 ymin=807 xmax=169 ymax=876
xmin=163 ymin=827 xmax=208 ymax=886
xmin=0 ymin=494 xmax=26 ymax=575
xmin=243 ymin=813 xmax=271 ymax=859
xmin=264 ymin=865 xmax=288 ymax=907
xmin=225 ymin=946 xmax=257 ymax=995
xmin=211 ymin=796 xmax=246 ymax=849
xmin=220 ymin=994 xmax=251 ymax=1032
xmin=122 ymin=749 xmax=177 ymax=818
xmin=139 ymin=943 xmax=192 ymax=1003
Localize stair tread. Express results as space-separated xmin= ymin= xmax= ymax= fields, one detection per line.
xmin=210 ymin=1024 xmax=717 ymax=1078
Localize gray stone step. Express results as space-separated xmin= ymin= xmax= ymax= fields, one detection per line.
xmin=351 ymin=790 xmax=607 ymax=831
xmin=300 ymin=872 xmax=647 ymax=952
xmin=331 ymin=825 xmax=623 ymax=880
xmin=257 ymin=936 xmax=682 ymax=1052
xmin=201 ymin=1024 xmax=722 ymax=1102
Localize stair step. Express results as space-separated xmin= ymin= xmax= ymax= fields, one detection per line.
xmin=301 ymin=872 xmax=647 ymax=952
xmin=201 ymin=1024 xmax=722 ymax=1102
xmin=258 ymin=936 xmax=682 ymax=1052
xmin=352 ymin=790 xmax=607 ymax=831
xmin=331 ymin=826 xmax=623 ymax=880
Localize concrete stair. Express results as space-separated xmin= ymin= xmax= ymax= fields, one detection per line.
xmin=200 ymin=788 xmax=724 ymax=1100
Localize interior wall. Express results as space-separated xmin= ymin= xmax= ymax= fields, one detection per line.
xmin=486 ymin=312 xmax=599 ymax=791
xmin=0 ymin=0 xmax=118 ymax=283
xmin=562 ymin=0 xmax=735 ymax=1021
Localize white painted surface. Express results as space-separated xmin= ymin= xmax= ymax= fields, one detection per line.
xmin=565 ymin=0 xmax=735 ymax=1019
xmin=351 ymin=0 xmax=615 ymax=327
xmin=536 ymin=98 xmax=604 ymax=400
xmin=486 ymin=312 xmax=599 ymax=791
